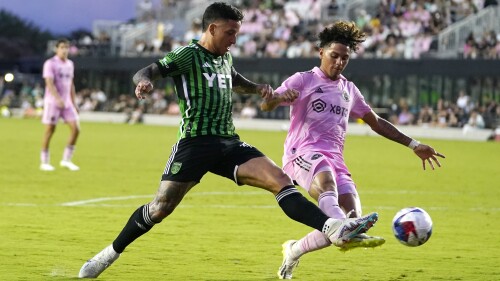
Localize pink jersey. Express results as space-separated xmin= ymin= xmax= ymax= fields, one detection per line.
xmin=43 ymin=55 xmax=74 ymax=105
xmin=276 ymin=67 xmax=372 ymax=166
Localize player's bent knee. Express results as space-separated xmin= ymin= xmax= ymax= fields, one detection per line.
xmin=149 ymin=202 xmax=178 ymax=222
xmin=267 ymin=170 xmax=294 ymax=192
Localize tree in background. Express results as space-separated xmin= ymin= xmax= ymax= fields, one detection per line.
xmin=0 ymin=9 xmax=53 ymax=59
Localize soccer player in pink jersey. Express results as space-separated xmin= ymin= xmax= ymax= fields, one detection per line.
xmin=261 ymin=21 xmax=446 ymax=279
xmin=40 ymin=38 xmax=80 ymax=171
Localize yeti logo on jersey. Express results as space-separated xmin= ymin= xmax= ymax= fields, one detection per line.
xmin=311 ymin=154 xmax=323 ymax=160
xmin=171 ymin=162 xmax=182 ymax=174
xmin=203 ymin=73 xmax=232 ymax=88
xmin=312 ymin=98 xmax=327 ymax=113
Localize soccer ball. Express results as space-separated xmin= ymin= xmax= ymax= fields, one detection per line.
xmin=392 ymin=207 xmax=433 ymax=247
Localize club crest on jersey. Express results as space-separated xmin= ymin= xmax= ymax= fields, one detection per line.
xmin=342 ymin=90 xmax=350 ymax=102
xmin=171 ymin=162 xmax=182 ymax=174
xmin=311 ymin=154 xmax=323 ymax=160
xmin=338 ymin=83 xmax=350 ymax=102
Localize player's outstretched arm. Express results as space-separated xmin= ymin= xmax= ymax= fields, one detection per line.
xmin=412 ymin=143 xmax=445 ymax=170
xmin=231 ymin=68 xmax=277 ymax=98
xmin=362 ymin=110 xmax=445 ymax=170
xmin=260 ymin=89 xmax=299 ymax=112
xmin=133 ymin=63 xmax=162 ymax=100
xmin=231 ymin=69 xmax=299 ymax=108
xmin=232 ymin=71 xmax=261 ymax=95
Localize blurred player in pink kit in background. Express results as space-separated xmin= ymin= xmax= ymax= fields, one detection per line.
xmin=262 ymin=21 xmax=446 ymax=279
xmin=40 ymin=38 xmax=80 ymax=171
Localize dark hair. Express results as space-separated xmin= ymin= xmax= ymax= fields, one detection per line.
xmin=201 ymin=2 xmax=244 ymax=31
xmin=56 ymin=38 xmax=70 ymax=47
xmin=318 ymin=21 xmax=366 ymax=52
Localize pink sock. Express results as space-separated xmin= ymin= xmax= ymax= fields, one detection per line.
xmin=318 ymin=191 xmax=345 ymax=219
xmin=292 ymin=230 xmax=331 ymax=259
xmin=41 ymin=149 xmax=50 ymax=164
xmin=291 ymin=191 xmax=344 ymax=259
xmin=63 ymin=145 xmax=75 ymax=161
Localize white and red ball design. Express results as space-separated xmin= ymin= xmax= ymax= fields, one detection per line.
xmin=392 ymin=207 xmax=433 ymax=247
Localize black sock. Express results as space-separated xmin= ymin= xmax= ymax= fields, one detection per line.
xmin=112 ymin=204 xmax=155 ymax=253
xmin=275 ymin=185 xmax=329 ymax=231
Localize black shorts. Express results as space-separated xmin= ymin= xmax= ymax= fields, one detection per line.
xmin=161 ymin=135 xmax=265 ymax=184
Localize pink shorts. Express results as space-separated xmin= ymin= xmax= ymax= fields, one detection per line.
xmin=42 ymin=102 xmax=79 ymax=125
xmin=283 ymin=152 xmax=357 ymax=195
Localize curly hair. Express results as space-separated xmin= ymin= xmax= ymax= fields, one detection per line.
xmin=318 ymin=21 xmax=366 ymax=52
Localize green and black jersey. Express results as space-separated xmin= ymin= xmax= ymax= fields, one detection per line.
xmin=156 ymin=39 xmax=237 ymax=140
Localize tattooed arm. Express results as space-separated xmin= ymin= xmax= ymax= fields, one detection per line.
xmin=133 ymin=63 xmax=163 ymax=100
xmin=362 ymin=110 xmax=445 ymax=170
xmin=133 ymin=63 xmax=162 ymax=85
xmin=232 ymin=72 xmax=259 ymax=94
xmin=231 ymin=67 xmax=274 ymax=99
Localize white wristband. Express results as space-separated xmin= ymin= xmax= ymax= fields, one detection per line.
xmin=408 ymin=139 xmax=420 ymax=150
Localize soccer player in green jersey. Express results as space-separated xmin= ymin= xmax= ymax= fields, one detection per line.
xmin=78 ymin=2 xmax=379 ymax=278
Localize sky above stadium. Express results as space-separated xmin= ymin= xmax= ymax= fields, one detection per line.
xmin=0 ymin=0 xmax=143 ymax=35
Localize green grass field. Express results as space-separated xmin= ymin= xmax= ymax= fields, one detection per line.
xmin=1 ymin=117 xmax=499 ymax=280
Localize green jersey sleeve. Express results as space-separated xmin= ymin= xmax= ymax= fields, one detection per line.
xmin=155 ymin=46 xmax=193 ymax=77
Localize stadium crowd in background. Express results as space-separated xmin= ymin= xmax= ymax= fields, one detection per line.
xmin=1 ymin=0 xmax=498 ymax=135
xmin=64 ymin=0 xmax=500 ymax=59
xmin=6 ymin=78 xmax=499 ymax=135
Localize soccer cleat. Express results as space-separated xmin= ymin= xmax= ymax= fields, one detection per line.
xmin=40 ymin=163 xmax=55 ymax=171
xmin=60 ymin=160 xmax=80 ymax=171
xmin=326 ymin=212 xmax=378 ymax=247
xmin=277 ymin=240 xmax=299 ymax=279
xmin=78 ymin=244 xmax=120 ymax=278
xmin=338 ymin=233 xmax=385 ymax=252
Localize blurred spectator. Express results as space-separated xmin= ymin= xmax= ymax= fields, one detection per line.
xmin=80 ymin=97 xmax=96 ymax=112
xmin=112 ymin=94 xmax=130 ymax=113
xmin=240 ymin=99 xmax=258 ymax=119
xmin=166 ymin=101 xmax=180 ymax=115
xmin=378 ymin=34 xmax=403 ymax=58
xmin=456 ymin=89 xmax=471 ymax=112
xmin=397 ymin=104 xmax=415 ymax=125
xmin=184 ymin=18 xmax=202 ymax=42
xmin=484 ymin=30 xmax=499 ymax=59
xmin=463 ymin=33 xmax=478 ymax=59
xmin=31 ymin=83 xmax=43 ymax=99
xmin=151 ymin=89 xmax=167 ymax=114
xmin=463 ymin=108 xmax=485 ymax=134
xmin=127 ymin=103 xmax=145 ymax=124
xmin=417 ymin=105 xmax=435 ymax=127
xmin=91 ymin=89 xmax=107 ymax=111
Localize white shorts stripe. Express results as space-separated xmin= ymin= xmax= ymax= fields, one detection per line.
xmin=163 ymin=141 xmax=180 ymax=176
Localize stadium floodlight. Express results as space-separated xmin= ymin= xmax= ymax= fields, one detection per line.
xmin=4 ymin=73 xmax=14 ymax=83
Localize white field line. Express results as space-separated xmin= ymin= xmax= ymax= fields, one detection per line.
xmin=60 ymin=191 xmax=269 ymax=206
xmin=2 ymin=191 xmax=499 ymax=212
xmin=60 ymin=195 xmax=153 ymax=206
